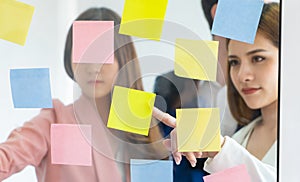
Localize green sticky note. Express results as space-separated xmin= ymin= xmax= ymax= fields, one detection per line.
xmin=107 ymin=86 xmax=156 ymax=136
xmin=174 ymin=39 xmax=218 ymax=81
xmin=176 ymin=108 xmax=221 ymax=152
xmin=119 ymin=0 xmax=168 ymax=40
xmin=0 ymin=0 xmax=34 ymax=45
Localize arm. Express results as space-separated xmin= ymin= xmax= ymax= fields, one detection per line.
xmin=204 ymin=136 xmax=276 ymax=181
xmin=153 ymin=107 xmax=201 ymax=167
xmin=0 ymin=109 xmax=52 ymax=180
xmin=153 ymin=109 xmax=275 ymax=180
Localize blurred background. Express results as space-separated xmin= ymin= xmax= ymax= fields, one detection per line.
xmin=0 ymin=0 xmax=299 ymax=181
xmin=0 ymin=0 xmax=211 ymax=181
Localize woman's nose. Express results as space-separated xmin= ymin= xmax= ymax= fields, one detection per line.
xmin=85 ymin=64 xmax=102 ymax=74
xmin=238 ymin=63 xmax=254 ymax=83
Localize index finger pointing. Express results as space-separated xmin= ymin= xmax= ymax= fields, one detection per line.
xmin=152 ymin=107 xmax=176 ymax=128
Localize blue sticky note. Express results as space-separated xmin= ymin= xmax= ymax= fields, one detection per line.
xmin=211 ymin=0 xmax=264 ymax=44
xmin=10 ymin=68 xmax=53 ymax=108
xmin=130 ymin=159 xmax=173 ymax=182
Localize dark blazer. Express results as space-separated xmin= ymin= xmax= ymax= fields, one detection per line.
xmin=153 ymin=71 xmax=199 ymax=111
xmin=153 ymin=71 xmax=208 ymax=182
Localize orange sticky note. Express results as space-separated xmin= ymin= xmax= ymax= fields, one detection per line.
xmin=174 ymin=39 xmax=218 ymax=81
xmin=203 ymin=164 xmax=251 ymax=182
xmin=0 ymin=0 xmax=34 ymax=45
xmin=176 ymin=108 xmax=221 ymax=152
xmin=119 ymin=0 xmax=168 ymax=40
xmin=107 ymin=86 xmax=156 ymax=136
xmin=51 ymin=124 xmax=92 ymax=166
xmin=72 ymin=21 xmax=114 ymax=63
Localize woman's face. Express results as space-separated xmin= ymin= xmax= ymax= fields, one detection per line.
xmin=228 ymin=32 xmax=278 ymax=109
xmin=72 ymin=59 xmax=119 ymax=99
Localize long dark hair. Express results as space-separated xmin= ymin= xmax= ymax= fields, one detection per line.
xmin=64 ymin=7 xmax=143 ymax=90
xmin=201 ymin=0 xmax=218 ymax=30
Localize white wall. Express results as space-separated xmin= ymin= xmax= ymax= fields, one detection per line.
xmin=280 ymin=1 xmax=300 ymax=181
xmin=0 ymin=0 xmax=210 ymax=181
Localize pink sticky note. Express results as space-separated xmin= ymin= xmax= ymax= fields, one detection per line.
xmin=51 ymin=124 xmax=92 ymax=166
xmin=72 ymin=21 xmax=114 ymax=64
xmin=203 ymin=164 xmax=251 ymax=182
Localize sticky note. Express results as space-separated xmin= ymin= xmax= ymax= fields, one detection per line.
xmin=72 ymin=21 xmax=114 ymax=63
xmin=176 ymin=108 xmax=221 ymax=152
xmin=51 ymin=124 xmax=92 ymax=166
xmin=203 ymin=164 xmax=251 ymax=182
xmin=211 ymin=0 xmax=264 ymax=44
xmin=10 ymin=68 xmax=53 ymax=108
xmin=107 ymin=86 xmax=156 ymax=136
xmin=174 ymin=39 xmax=218 ymax=81
xmin=0 ymin=0 xmax=34 ymax=45
xmin=119 ymin=0 xmax=168 ymax=40
xmin=130 ymin=159 xmax=173 ymax=182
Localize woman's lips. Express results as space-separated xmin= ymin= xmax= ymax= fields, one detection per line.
xmin=241 ymin=88 xmax=261 ymax=95
xmin=87 ymin=80 xmax=104 ymax=85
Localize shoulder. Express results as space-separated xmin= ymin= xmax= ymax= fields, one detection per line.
xmin=35 ymin=99 xmax=74 ymax=124
xmin=51 ymin=99 xmax=72 ymax=111
xmin=217 ymin=85 xmax=227 ymax=98
xmin=232 ymin=117 xmax=262 ymax=144
xmin=40 ymin=99 xmax=69 ymax=114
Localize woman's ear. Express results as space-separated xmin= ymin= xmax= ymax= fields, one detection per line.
xmin=210 ymin=4 xmax=218 ymax=20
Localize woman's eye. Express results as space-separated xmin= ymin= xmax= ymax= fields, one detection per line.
xmin=253 ymin=56 xmax=265 ymax=62
xmin=228 ymin=60 xmax=239 ymax=66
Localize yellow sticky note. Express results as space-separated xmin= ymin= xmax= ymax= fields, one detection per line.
xmin=0 ymin=0 xmax=35 ymax=45
xmin=119 ymin=0 xmax=168 ymax=40
xmin=174 ymin=39 xmax=219 ymax=81
xmin=176 ymin=108 xmax=221 ymax=152
xmin=107 ymin=86 xmax=156 ymax=136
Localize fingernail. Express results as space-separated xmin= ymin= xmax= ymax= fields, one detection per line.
xmin=191 ymin=161 xmax=196 ymax=167
xmin=175 ymin=157 xmax=181 ymax=165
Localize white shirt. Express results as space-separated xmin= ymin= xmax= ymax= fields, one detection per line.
xmin=204 ymin=117 xmax=277 ymax=181
xmin=197 ymin=81 xmax=221 ymax=108
xmin=233 ymin=117 xmax=277 ymax=168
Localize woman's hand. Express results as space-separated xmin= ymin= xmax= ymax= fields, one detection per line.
xmin=153 ymin=107 xmax=225 ymax=167
xmin=152 ymin=107 xmax=176 ymax=128
xmin=163 ymin=129 xmax=201 ymax=167
xmin=153 ymin=107 xmax=226 ymax=166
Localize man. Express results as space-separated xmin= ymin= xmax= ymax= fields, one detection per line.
xmin=154 ymin=1 xmax=238 ymax=182
xmin=154 ymin=71 xmax=209 ymax=182
xmin=201 ymin=0 xmax=238 ymax=137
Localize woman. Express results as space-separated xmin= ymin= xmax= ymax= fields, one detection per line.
xmin=0 ymin=7 xmax=167 ymax=182
xmin=204 ymin=1 xmax=278 ymax=178
xmin=156 ymin=3 xmax=279 ymax=181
